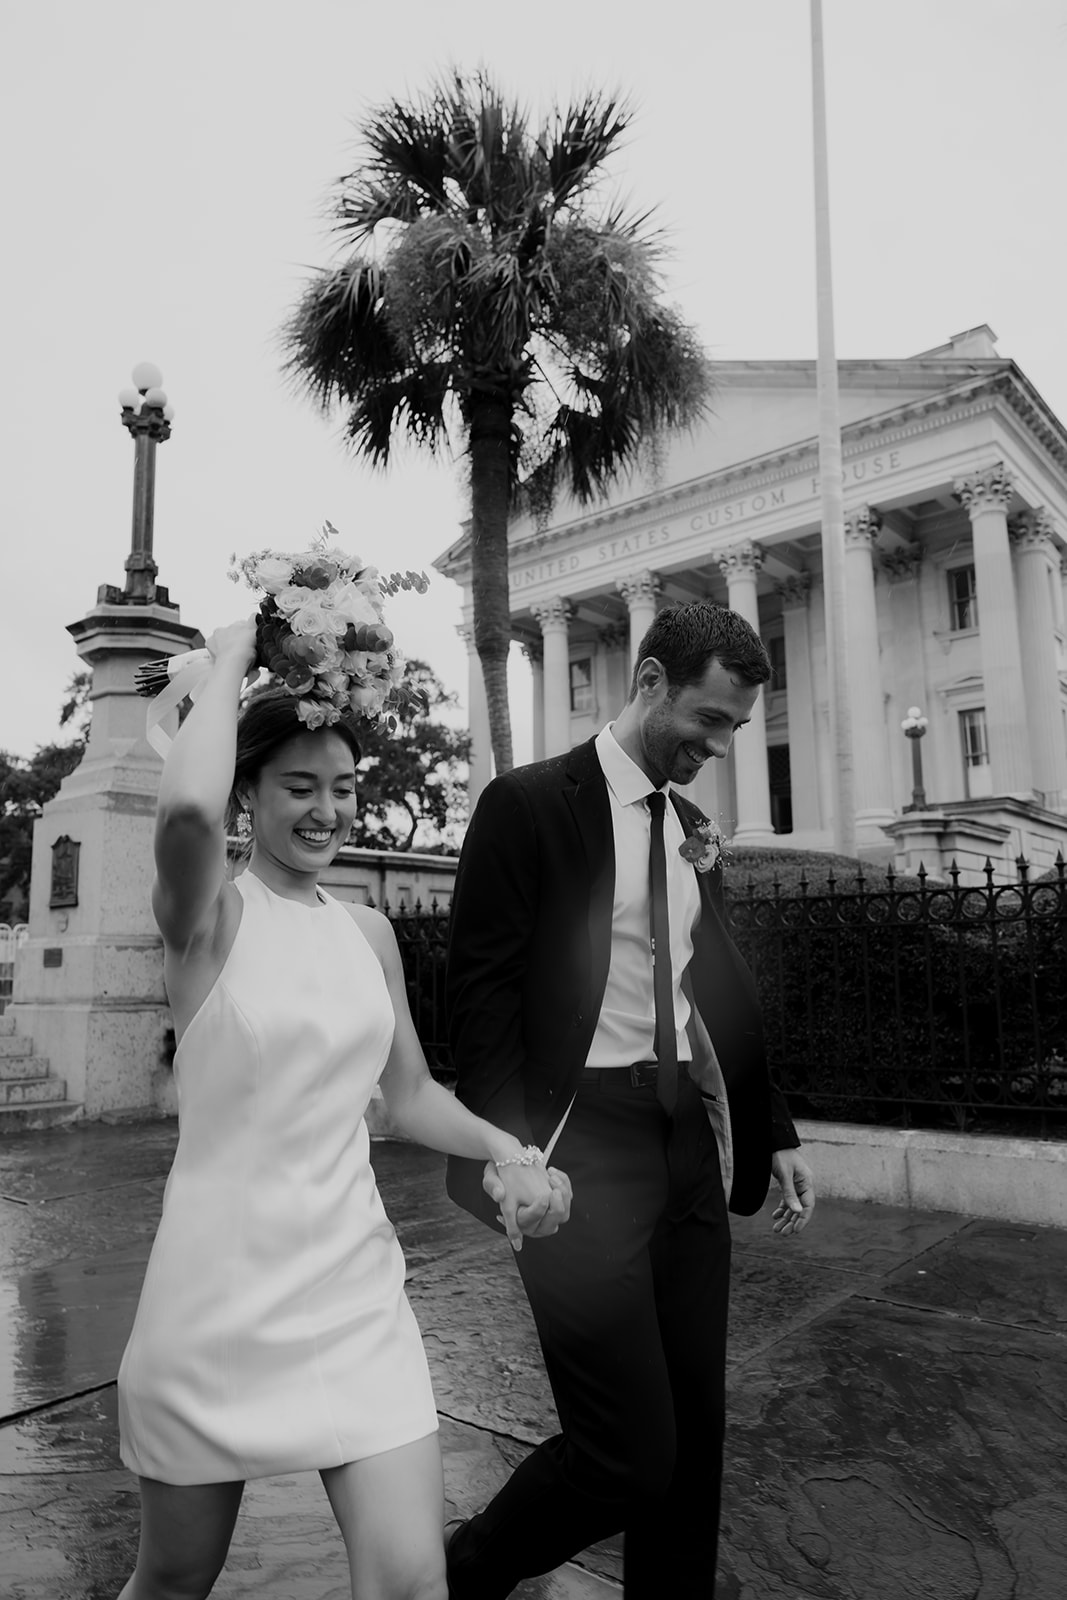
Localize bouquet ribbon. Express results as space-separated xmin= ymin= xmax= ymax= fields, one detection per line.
xmin=144 ymin=649 xmax=214 ymax=757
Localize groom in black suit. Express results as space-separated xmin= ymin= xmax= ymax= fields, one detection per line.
xmin=444 ymin=600 xmax=815 ymax=1597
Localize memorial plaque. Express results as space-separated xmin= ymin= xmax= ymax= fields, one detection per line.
xmin=50 ymin=835 xmax=80 ymax=908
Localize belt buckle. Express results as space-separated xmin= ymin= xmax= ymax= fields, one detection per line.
xmin=629 ymin=1061 xmax=656 ymax=1088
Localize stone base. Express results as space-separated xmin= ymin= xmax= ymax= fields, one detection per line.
xmin=9 ymin=999 xmax=175 ymax=1117
xmin=885 ymin=795 xmax=1067 ymax=883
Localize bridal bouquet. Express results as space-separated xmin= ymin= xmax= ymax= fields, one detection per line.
xmin=136 ymin=524 xmax=429 ymax=751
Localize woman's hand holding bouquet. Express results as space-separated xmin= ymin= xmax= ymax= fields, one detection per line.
xmin=136 ymin=524 xmax=428 ymax=752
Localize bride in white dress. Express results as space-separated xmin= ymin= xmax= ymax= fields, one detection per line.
xmin=115 ymin=619 xmax=571 ymax=1600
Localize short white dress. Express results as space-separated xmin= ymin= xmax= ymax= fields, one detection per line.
xmin=118 ymin=871 xmax=438 ymax=1483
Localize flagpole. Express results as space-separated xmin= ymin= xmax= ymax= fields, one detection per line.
xmin=810 ymin=0 xmax=855 ymax=858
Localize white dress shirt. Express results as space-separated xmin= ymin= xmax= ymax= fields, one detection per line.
xmin=585 ymin=724 xmax=700 ymax=1068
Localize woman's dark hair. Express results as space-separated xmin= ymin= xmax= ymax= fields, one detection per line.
xmin=227 ymin=687 xmax=362 ymax=831
xmin=628 ymin=601 xmax=771 ymax=699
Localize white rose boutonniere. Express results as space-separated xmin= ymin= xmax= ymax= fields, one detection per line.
xmin=679 ymin=818 xmax=727 ymax=873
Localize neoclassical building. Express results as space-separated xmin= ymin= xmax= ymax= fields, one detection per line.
xmin=435 ymin=327 xmax=1067 ymax=879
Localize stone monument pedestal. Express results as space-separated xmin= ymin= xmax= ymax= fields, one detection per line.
xmin=11 ymin=598 xmax=202 ymax=1119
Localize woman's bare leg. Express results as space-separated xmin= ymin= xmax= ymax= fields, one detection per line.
xmin=321 ymin=1432 xmax=447 ymax=1600
xmin=116 ymin=1477 xmax=244 ymax=1600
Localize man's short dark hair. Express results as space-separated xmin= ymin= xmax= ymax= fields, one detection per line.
xmin=628 ymin=601 xmax=771 ymax=699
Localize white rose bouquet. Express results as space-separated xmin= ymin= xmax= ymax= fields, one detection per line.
xmin=135 ymin=523 xmax=428 ymax=751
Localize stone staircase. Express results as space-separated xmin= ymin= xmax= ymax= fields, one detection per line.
xmin=0 ymin=1012 xmax=82 ymax=1132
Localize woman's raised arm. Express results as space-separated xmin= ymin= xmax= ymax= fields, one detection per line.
xmin=152 ymin=619 xmax=256 ymax=947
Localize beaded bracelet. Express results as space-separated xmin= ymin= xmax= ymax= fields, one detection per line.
xmin=495 ymin=1145 xmax=546 ymax=1169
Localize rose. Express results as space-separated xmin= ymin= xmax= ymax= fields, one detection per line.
xmin=330 ymin=582 xmax=384 ymax=630
xmin=285 ymin=632 xmax=337 ymax=670
xmin=288 ymin=599 xmax=335 ymax=637
xmin=295 ymin=698 xmax=328 ymax=728
xmin=274 ymin=585 xmax=315 ymax=617
xmin=254 ymin=556 xmax=296 ymax=593
xmin=349 ymin=682 xmax=383 ymax=715
xmin=679 ymin=820 xmax=725 ymax=873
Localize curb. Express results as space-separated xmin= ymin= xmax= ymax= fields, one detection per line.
xmin=795 ymin=1119 xmax=1067 ymax=1228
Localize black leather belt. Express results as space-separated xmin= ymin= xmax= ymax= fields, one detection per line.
xmin=583 ymin=1061 xmax=659 ymax=1089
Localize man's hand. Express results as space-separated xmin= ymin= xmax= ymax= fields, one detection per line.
xmin=770 ymin=1149 xmax=816 ymax=1236
xmin=482 ymin=1162 xmax=573 ymax=1251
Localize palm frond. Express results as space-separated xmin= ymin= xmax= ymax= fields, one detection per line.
xmin=281 ymin=261 xmax=403 ymax=409
xmin=344 ymin=366 xmax=453 ymax=465
xmin=540 ymin=93 xmax=632 ymax=209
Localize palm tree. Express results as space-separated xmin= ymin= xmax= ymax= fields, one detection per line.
xmin=283 ymin=70 xmax=711 ymax=774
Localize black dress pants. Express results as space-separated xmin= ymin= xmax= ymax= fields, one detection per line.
xmin=447 ymin=1070 xmax=732 ymax=1598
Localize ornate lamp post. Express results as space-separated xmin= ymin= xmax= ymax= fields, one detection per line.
xmin=901 ymin=705 xmax=929 ymax=811
xmin=112 ymin=362 xmax=176 ymax=605
xmin=11 ymin=364 xmax=203 ymax=1123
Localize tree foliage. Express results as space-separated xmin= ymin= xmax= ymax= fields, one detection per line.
xmin=0 ymin=741 xmax=85 ymax=922
xmin=349 ymin=660 xmax=469 ymax=852
xmin=0 ymin=672 xmax=89 ymax=921
xmin=282 ymin=70 xmax=711 ymax=774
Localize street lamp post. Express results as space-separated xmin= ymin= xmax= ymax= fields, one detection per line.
xmin=115 ymin=362 xmax=176 ymax=604
xmin=901 ymin=706 xmax=929 ymax=811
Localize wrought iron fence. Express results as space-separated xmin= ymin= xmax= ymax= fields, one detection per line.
xmin=727 ymin=856 xmax=1067 ymax=1133
xmin=383 ymin=859 xmax=1067 ymax=1133
xmin=382 ymin=899 xmax=453 ymax=1080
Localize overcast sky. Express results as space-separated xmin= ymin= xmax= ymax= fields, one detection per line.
xmin=3 ymin=0 xmax=1065 ymax=762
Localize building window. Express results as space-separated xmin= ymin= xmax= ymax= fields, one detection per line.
xmin=767 ymin=633 xmax=787 ymax=692
xmin=569 ymin=657 xmax=594 ymax=714
xmin=948 ymin=564 xmax=978 ymax=631
xmin=959 ymin=707 xmax=992 ymax=798
xmin=768 ymin=744 xmax=792 ymax=834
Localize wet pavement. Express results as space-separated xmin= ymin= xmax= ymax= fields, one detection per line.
xmin=1 ymin=1122 xmax=1065 ymax=1599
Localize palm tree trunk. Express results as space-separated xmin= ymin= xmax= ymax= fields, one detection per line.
xmin=468 ymin=393 xmax=515 ymax=774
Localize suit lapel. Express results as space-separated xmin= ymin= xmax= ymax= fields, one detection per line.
xmin=563 ymin=740 xmax=615 ymax=1015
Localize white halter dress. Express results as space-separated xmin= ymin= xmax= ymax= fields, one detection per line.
xmin=118 ymin=871 xmax=437 ymax=1483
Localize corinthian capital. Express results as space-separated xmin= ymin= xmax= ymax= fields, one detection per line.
xmin=1009 ymin=507 xmax=1058 ymax=553
xmin=844 ymin=506 xmax=882 ymax=548
xmin=530 ymin=597 xmax=573 ymax=635
xmin=616 ymin=569 xmax=662 ymax=608
xmin=456 ymin=623 xmax=475 ymax=651
xmin=718 ymin=541 xmax=764 ymax=582
xmin=953 ymin=462 xmax=1014 ymax=516
xmin=879 ymin=544 xmax=924 ymax=581
xmin=775 ymin=573 xmax=811 ymax=609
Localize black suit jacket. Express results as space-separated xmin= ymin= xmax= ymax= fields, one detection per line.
xmin=445 ymin=737 xmax=798 ymax=1226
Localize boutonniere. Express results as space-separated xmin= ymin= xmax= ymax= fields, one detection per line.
xmin=679 ymin=818 xmax=727 ymax=873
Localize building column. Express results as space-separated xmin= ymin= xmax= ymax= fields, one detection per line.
xmin=616 ymin=569 xmax=662 ymax=671
xmin=531 ymin=598 xmax=573 ymax=757
xmin=776 ymin=574 xmax=821 ymax=832
xmin=844 ymin=507 xmax=895 ymax=832
xmin=954 ymin=463 xmax=1032 ymax=795
xmin=523 ymin=641 xmax=546 ymax=763
xmin=1010 ymin=509 xmax=1067 ymax=807
xmin=718 ymin=542 xmax=773 ymax=839
xmin=457 ymin=625 xmax=492 ymax=809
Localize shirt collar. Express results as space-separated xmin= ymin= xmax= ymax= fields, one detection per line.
xmin=595 ymin=723 xmax=670 ymax=810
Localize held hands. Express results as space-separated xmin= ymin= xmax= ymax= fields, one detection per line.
xmin=482 ymin=1159 xmax=573 ymax=1252
xmin=770 ymin=1148 xmax=817 ymax=1236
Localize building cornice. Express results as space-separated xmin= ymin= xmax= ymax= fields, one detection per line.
xmin=432 ymin=365 xmax=1067 ymax=580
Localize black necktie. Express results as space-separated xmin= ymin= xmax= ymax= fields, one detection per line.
xmin=647 ymin=791 xmax=678 ymax=1113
